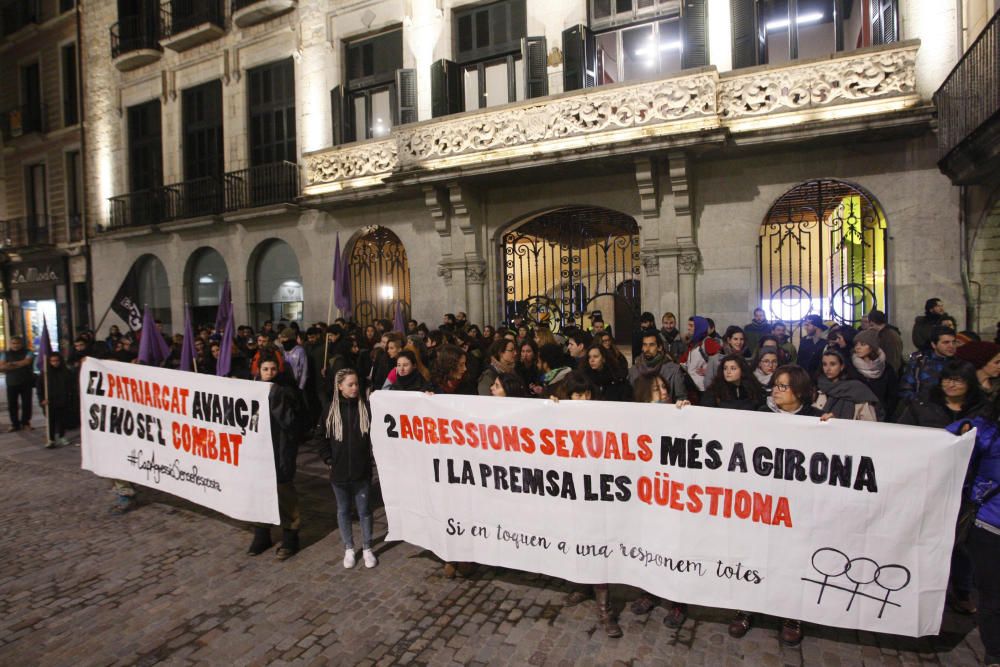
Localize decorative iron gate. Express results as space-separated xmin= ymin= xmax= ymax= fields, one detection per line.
xmin=501 ymin=206 xmax=641 ymax=334
xmin=759 ymin=179 xmax=888 ymax=333
xmin=350 ymin=226 xmax=411 ymax=326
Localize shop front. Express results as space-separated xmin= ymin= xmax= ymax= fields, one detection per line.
xmin=6 ymin=255 xmax=70 ymax=351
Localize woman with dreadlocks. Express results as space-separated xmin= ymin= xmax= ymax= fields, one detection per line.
xmin=317 ymin=369 xmax=377 ymax=569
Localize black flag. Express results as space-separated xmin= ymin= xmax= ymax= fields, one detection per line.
xmin=110 ymin=265 xmax=143 ymax=331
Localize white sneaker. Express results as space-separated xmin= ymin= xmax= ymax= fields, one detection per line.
xmin=362 ymin=548 xmax=378 ymax=569
xmin=56 ymin=436 xmax=69 ymax=446
xmin=343 ymin=548 xmax=356 ymax=569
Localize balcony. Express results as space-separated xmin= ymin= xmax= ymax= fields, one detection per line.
xmin=0 ymin=0 xmax=38 ymax=38
xmin=1 ymin=103 xmax=46 ymax=141
xmin=935 ymin=10 xmax=1000 ymax=185
xmin=0 ymin=215 xmax=54 ymax=249
xmin=224 ymin=161 xmax=299 ymax=211
xmin=303 ymin=41 xmax=923 ymax=198
xmin=110 ymin=14 xmax=162 ymax=71
xmin=231 ymin=0 xmax=294 ymax=29
xmin=159 ymin=0 xmax=224 ymax=52
xmin=102 ymin=163 xmax=298 ymax=234
xmin=162 ymin=176 xmax=224 ymax=221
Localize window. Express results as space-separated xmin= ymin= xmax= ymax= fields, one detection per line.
xmin=759 ymin=179 xmax=888 ymax=333
xmin=65 ymin=150 xmax=83 ymax=241
xmin=182 ymin=80 xmax=223 ymax=180
xmin=731 ymin=0 xmax=898 ymax=69
xmin=247 ymin=58 xmax=296 ymax=166
xmin=341 ymin=29 xmax=404 ymax=142
xmin=564 ymin=0 xmax=706 ymax=91
xmin=432 ymin=0 xmax=546 ymax=116
xmin=61 ymin=43 xmax=79 ymax=127
xmin=590 ymin=0 xmax=680 ymax=30
xmin=127 ymin=99 xmax=162 ymax=193
xmin=24 ymin=163 xmax=48 ymax=244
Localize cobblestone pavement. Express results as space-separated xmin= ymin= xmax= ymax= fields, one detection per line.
xmin=0 ymin=415 xmax=989 ymax=666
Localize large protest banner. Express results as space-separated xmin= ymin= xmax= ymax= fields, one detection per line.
xmin=371 ymin=392 xmax=976 ymax=637
xmin=80 ymin=358 xmax=279 ymax=524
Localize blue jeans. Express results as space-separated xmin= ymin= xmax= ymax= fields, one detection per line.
xmin=332 ymin=479 xmax=372 ymax=550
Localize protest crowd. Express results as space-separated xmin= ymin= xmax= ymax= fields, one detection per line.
xmin=7 ymin=297 xmax=1000 ymax=663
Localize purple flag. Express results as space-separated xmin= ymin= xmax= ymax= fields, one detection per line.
xmin=216 ymin=302 xmax=235 ymax=377
xmin=214 ymin=280 xmax=231 ymax=333
xmin=393 ymin=300 xmax=406 ymax=334
xmin=37 ymin=316 xmax=52 ymax=374
xmin=179 ymin=305 xmax=196 ymax=372
xmin=334 ymin=238 xmax=352 ymax=315
xmin=137 ymin=305 xmax=170 ymax=366
xmin=333 ymin=234 xmax=342 ymax=281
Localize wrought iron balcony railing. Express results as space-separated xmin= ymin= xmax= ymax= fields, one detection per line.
xmin=934 ymin=9 xmax=1000 ymax=164
xmin=108 ymin=189 xmax=163 ymax=230
xmin=224 ymin=161 xmax=299 ymax=210
xmin=0 ymin=0 xmax=38 ymax=38
xmin=110 ymin=13 xmax=161 ymax=59
xmin=0 ymin=214 xmax=54 ymax=248
xmin=161 ymin=176 xmax=224 ymax=221
xmin=160 ymin=0 xmax=223 ymax=37
xmin=103 ymin=164 xmax=299 ymax=232
xmin=1 ymin=103 xmax=46 ymax=141
xmin=303 ymin=41 xmax=922 ymax=197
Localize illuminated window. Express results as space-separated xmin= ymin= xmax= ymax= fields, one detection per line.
xmin=759 ymin=179 xmax=888 ymax=330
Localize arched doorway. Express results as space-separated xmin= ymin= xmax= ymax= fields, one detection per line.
xmin=501 ymin=206 xmax=641 ymax=335
xmin=250 ymin=239 xmax=303 ymax=329
xmin=186 ymin=248 xmax=229 ymax=327
xmin=135 ymin=254 xmax=171 ymax=330
xmin=759 ymin=179 xmax=888 ymax=335
xmin=349 ymin=226 xmax=411 ymax=326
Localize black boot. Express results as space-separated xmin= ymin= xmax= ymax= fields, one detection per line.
xmin=276 ymin=529 xmax=299 ymax=560
xmin=247 ymin=527 xmax=273 ymax=556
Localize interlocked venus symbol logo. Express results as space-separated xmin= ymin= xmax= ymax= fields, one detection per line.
xmin=804 ymin=547 xmax=911 ymax=619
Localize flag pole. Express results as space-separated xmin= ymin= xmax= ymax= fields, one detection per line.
xmin=323 ymin=282 xmax=335 ymax=373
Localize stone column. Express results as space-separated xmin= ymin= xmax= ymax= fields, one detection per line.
xmin=465 ymin=262 xmax=487 ymax=327
xmin=677 ymin=250 xmax=700 ymax=324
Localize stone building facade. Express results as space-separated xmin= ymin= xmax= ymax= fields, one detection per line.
xmin=1 ymin=0 xmax=87 ymax=349
xmin=82 ymin=0 xmax=992 ymax=345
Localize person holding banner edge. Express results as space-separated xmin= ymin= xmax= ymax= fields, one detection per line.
xmin=247 ymin=357 xmax=304 ymax=560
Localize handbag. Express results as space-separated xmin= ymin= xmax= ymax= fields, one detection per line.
xmin=956 ymin=484 xmax=1000 ymax=545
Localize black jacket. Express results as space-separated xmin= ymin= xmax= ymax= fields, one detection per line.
xmin=37 ymin=365 xmax=75 ymax=408
xmin=701 ymin=382 xmax=762 ymax=411
xmin=582 ymin=365 xmax=632 ymax=402
xmin=267 ymin=378 xmax=305 ymax=483
xmin=317 ymin=398 xmax=372 ymax=484
xmin=896 ymin=397 xmax=994 ymax=429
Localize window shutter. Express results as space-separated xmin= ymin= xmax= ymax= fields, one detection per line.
xmin=562 ymin=24 xmax=596 ymax=92
xmin=682 ymin=0 xmax=708 ymax=69
xmin=868 ymin=0 xmax=882 ymax=44
xmin=396 ymin=68 xmax=418 ymax=125
xmin=879 ymin=0 xmax=898 ymax=44
xmin=730 ymin=0 xmax=759 ymax=69
xmin=522 ymin=36 xmax=548 ymax=98
xmin=330 ymin=86 xmax=343 ymax=146
xmin=431 ymin=59 xmax=461 ymax=118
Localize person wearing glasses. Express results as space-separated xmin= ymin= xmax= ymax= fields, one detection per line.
xmin=896 ymin=361 xmax=994 ymax=428
xmin=730 ymin=365 xmax=824 ymax=647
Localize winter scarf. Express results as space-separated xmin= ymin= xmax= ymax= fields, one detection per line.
xmin=852 ymin=350 xmax=887 ymax=380
xmin=754 ymin=368 xmax=773 ymax=386
xmin=815 ymin=375 xmax=879 ymax=419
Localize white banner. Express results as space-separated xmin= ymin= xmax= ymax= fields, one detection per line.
xmin=371 ymin=392 xmax=976 ymax=637
xmin=80 ymin=358 xmax=279 ymax=524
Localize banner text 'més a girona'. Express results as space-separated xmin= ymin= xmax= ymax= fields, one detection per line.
xmin=80 ymin=358 xmax=279 ymax=524
xmin=371 ymin=392 xmax=975 ymax=637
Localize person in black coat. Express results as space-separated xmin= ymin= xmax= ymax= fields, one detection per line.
xmin=246 ymin=355 xmax=305 ymax=560
xmin=896 ymin=361 xmax=995 ymax=428
xmin=700 ymin=354 xmax=764 ymax=411
xmin=37 ymin=353 xmax=76 ymax=447
xmin=317 ymin=368 xmax=378 ymax=569
xmin=580 ymin=344 xmax=632 ymax=402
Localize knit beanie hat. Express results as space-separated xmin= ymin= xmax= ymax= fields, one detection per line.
xmin=853 ymin=328 xmax=880 ymax=355
xmin=956 ymin=341 xmax=1000 ymax=369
